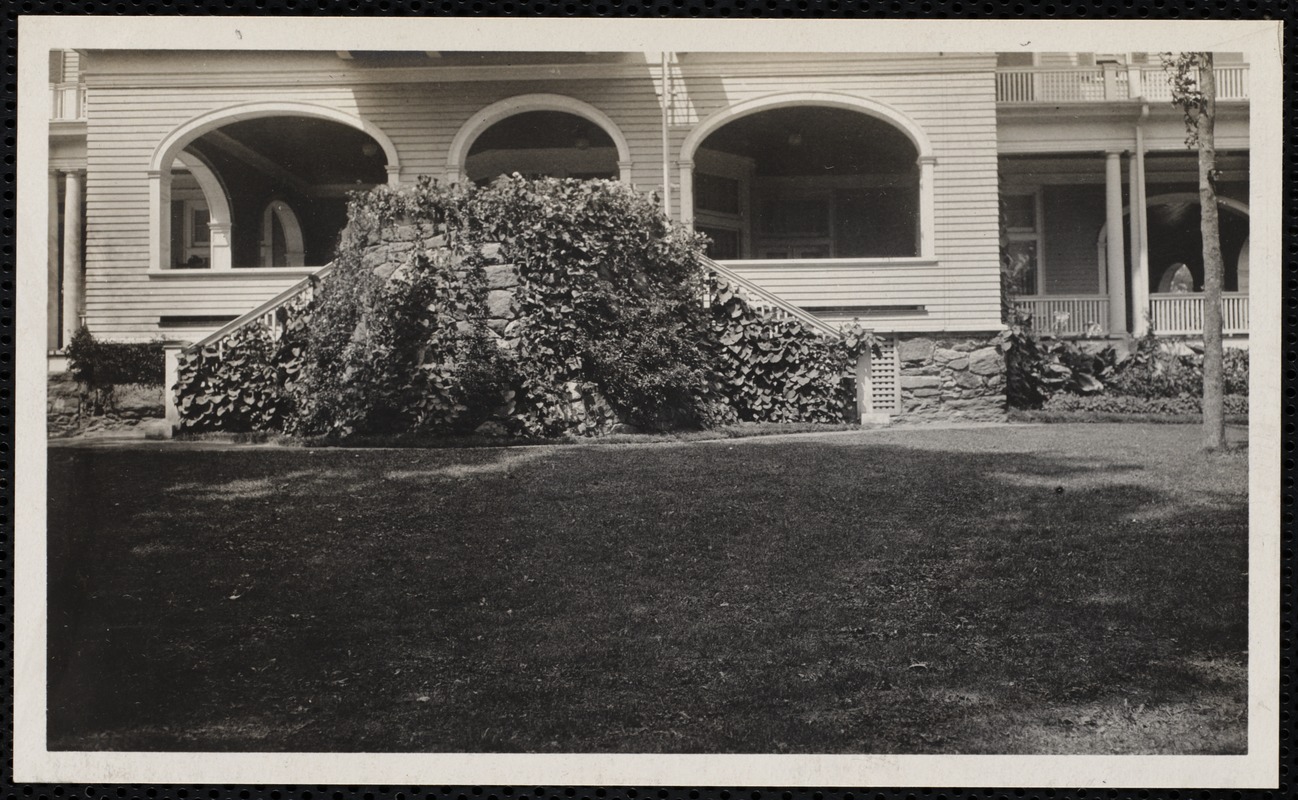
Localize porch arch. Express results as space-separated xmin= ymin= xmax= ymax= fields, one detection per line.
xmin=260 ymin=200 xmax=306 ymax=268
xmin=678 ymin=92 xmax=937 ymax=258
xmin=148 ymin=102 xmax=401 ymax=271
xmin=150 ymin=102 xmax=401 ymax=176
xmin=1096 ymin=192 xmax=1250 ymax=292
xmin=446 ymin=94 xmax=634 ymax=184
xmin=174 ymin=151 xmax=234 ymax=270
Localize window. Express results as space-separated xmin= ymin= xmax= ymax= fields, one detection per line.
xmin=170 ymin=199 xmax=211 ymax=269
xmin=1003 ymin=190 xmax=1043 ymax=296
xmin=697 ymin=226 xmax=740 ymax=260
xmin=695 ymin=173 xmax=740 ymax=215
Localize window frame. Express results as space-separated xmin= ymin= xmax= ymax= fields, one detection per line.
xmin=1003 ymin=187 xmax=1045 ymax=297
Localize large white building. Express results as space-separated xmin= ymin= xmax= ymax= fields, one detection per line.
xmin=44 ymin=49 xmax=1251 ymax=418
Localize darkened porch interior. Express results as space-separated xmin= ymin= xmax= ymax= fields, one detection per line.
xmin=173 ymin=117 xmax=389 ymax=268
xmin=465 ymin=110 xmax=619 ymax=184
xmin=693 ymin=106 xmax=920 ymax=261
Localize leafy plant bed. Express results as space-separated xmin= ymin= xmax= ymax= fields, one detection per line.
xmin=174 ymin=177 xmax=869 ymax=439
xmin=1010 ymin=409 xmax=1249 ymax=425
xmin=48 ymin=424 xmax=1246 ymax=754
xmin=1041 ymin=393 xmax=1247 ymax=416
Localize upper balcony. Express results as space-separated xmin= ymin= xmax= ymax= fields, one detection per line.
xmin=995 ymin=64 xmax=1249 ymax=105
xmin=50 ymin=82 xmax=86 ymax=123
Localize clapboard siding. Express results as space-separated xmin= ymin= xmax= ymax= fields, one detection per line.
xmin=81 ymin=51 xmax=1002 ymax=340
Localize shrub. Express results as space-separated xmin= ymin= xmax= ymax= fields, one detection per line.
xmin=1001 ymin=321 xmax=1113 ymax=409
xmin=1223 ymin=348 xmax=1249 ymax=396
xmin=175 ymin=176 xmax=867 ymax=437
xmin=65 ymin=327 xmax=165 ymax=387
xmin=706 ymin=275 xmax=869 ymax=424
xmin=172 ymin=297 xmax=310 ymax=432
xmin=1043 ymin=393 xmax=1248 ymax=416
xmin=1106 ymin=334 xmax=1249 ymax=399
xmin=462 ymin=176 xmax=716 ymax=435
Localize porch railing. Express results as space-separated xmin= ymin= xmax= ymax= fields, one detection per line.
xmin=705 ymin=256 xmax=845 ymax=339
xmin=996 ymin=64 xmax=1248 ymax=104
xmin=1150 ymin=292 xmax=1249 ymax=336
xmin=50 ymin=82 xmax=86 ymax=121
xmin=187 ymin=263 xmax=334 ymax=354
xmin=1013 ymin=295 xmax=1111 ymax=337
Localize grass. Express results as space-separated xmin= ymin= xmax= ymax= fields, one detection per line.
xmin=46 ymin=423 xmax=1249 ymax=754
xmin=172 ymin=421 xmax=871 ymax=449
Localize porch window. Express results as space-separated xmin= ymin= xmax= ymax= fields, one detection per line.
xmin=691 ymin=105 xmax=922 ymax=261
xmin=1003 ymin=190 xmax=1044 ymax=296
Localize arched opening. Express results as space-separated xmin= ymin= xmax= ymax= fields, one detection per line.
xmin=1100 ymin=194 xmax=1250 ymax=294
xmin=464 ymin=110 xmax=619 ymax=184
xmin=447 ymin=94 xmax=633 ymax=185
xmin=681 ymin=97 xmax=931 ymax=261
xmin=260 ymin=200 xmax=306 ymax=268
xmin=151 ymin=104 xmax=399 ymax=271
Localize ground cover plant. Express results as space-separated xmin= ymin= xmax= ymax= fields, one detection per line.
xmin=48 ymin=423 xmax=1247 ymax=754
xmin=1002 ymin=318 xmax=1248 ymax=414
xmin=174 ymin=177 xmax=867 ymax=438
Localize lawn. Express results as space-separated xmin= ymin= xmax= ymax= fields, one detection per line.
xmin=46 ymin=423 xmax=1250 ymax=754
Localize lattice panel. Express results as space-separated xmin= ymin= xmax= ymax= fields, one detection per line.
xmin=869 ymin=336 xmax=901 ymax=415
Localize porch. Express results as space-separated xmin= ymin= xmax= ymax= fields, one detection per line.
xmin=1014 ymin=292 xmax=1250 ymax=338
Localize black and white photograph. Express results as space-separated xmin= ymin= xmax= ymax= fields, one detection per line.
xmin=13 ymin=16 xmax=1282 ymax=789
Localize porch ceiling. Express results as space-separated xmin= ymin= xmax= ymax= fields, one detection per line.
xmin=701 ymin=106 xmax=917 ymax=177
xmin=196 ymin=117 xmax=389 ymax=186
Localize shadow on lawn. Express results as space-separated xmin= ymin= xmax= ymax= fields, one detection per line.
xmin=46 ymin=427 xmax=1249 ymax=754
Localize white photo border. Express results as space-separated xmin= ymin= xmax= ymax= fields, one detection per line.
xmin=13 ymin=15 xmax=1284 ymax=789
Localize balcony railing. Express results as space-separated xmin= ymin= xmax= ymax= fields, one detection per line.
xmin=1013 ymin=295 xmax=1110 ymax=337
xmin=1150 ymin=292 xmax=1249 ymax=336
xmin=50 ymin=82 xmax=86 ymax=121
xmin=996 ymin=65 xmax=1248 ymax=104
xmin=1014 ymin=293 xmax=1249 ymax=338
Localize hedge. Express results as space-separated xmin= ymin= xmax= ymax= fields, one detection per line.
xmin=65 ymin=327 xmax=165 ymax=387
xmin=1042 ymin=393 xmax=1249 ymax=416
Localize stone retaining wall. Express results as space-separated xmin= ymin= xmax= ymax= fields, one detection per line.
xmin=48 ymin=372 xmax=166 ymax=437
xmin=364 ymin=226 xmax=523 ymax=349
xmin=896 ymin=334 xmax=1007 ymax=422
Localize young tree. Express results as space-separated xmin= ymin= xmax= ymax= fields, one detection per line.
xmin=1165 ymin=52 xmax=1226 ymax=451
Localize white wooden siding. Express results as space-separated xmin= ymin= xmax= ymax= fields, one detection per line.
xmin=81 ymin=51 xmax=1003 ymax=341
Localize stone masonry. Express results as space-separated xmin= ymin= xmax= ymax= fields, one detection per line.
xmin=363 ymin=225 xmax=522 ymax=348
xmin=896 ymin=334 xmax=1007 ymax=422
xmin=48 ymin=372 xmax=165 ymax=437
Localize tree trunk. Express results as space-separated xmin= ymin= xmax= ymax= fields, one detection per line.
xmin=1198 ymin=54 xmax=1226 ymax=451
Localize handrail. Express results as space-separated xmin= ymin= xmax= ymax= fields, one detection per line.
xmin=187 ymin=263 xmax=334 ymax=351
xmin=702 ymin=255 xmax=844 ymax=339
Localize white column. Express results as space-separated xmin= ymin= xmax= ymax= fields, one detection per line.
xmin=1129 ymin=146 xmax=1150 ymax=337
xmin=148 ymin=169 xmax=170 ymax=271
xmin=61 ymin=170 xmax=83 ymax=345
xmin=163 ymin=344 xmax=184 ymax=435
xmin=209 ymin=221 xmax=233 ymax=270
xmin=677 ymin=159 xmax=694 ymax=227
xmin=1104 ymin=152 xmax=1127 ymax=336
xmin=917 ymin=156 xmax=937 ymax=259
xmin=617 ymin=160 xmax=634 ymax=185
xmin=385 ymin=164 xmax=401 ymax=186
xmin=854 ymin=348 xmax=873 ymax=422
xmin=47 ymin=170 xmax=61 ymax=351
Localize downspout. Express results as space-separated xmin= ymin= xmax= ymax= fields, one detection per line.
xmin=1131 ymin=103 xmax=1151 ymax=336
xmin=661 ymin=51 xmax=672 ymax=218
